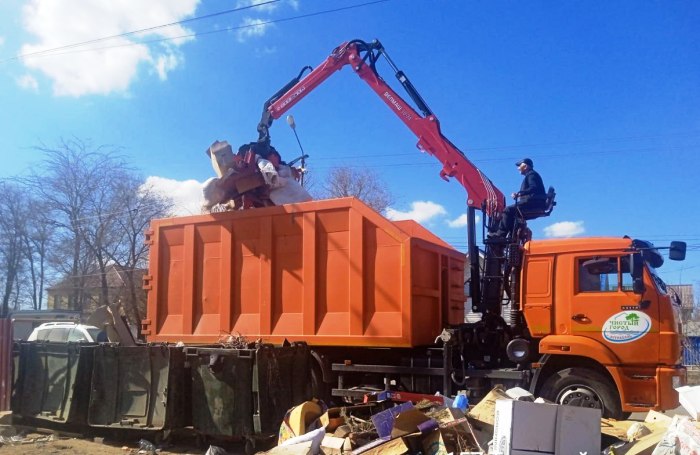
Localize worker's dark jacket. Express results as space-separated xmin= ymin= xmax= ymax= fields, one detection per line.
xmin=518 ymin=169 xmax=546 ymax=205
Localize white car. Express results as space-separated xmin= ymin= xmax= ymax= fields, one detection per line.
xmin=27 ymin=322 xmax=104 ymax=343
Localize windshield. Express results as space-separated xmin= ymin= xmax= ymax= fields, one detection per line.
xmin=646 ymin=263 xmax=668 ymax=295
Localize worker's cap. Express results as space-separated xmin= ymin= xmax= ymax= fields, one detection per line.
xmin=515 ymin=158 xmax=533 ymax=167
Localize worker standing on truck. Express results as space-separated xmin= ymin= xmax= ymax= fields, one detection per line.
xmin=491 ymin=158 xmax=546 ymax=238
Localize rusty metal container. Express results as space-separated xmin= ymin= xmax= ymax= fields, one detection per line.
xmin=143 ymin=197 xmax=465 ymax=346
xmin=187 ymin=343 xmax=311 ymax=440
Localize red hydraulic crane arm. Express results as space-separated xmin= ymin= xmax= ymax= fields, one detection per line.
xmin=257 ymin=39 xmax=505 ymax=217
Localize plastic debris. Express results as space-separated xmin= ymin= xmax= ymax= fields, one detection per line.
xmin=206 ymin=445 xmax=230 ymax=455
xmin=0 ymin=434 xmax=55 ymax=446
xmin=452 ymin=393 xmax=469 ymax=412
xmin=138 ymin=438 xmax=157 ymax=454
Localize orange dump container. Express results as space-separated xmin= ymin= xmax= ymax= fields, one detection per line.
xmin=142 ymin=197 xmax=465 ymax=347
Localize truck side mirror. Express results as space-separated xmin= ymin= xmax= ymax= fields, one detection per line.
xmin=630 ymin=253 xmax=643 ymax=279
xmin=669 ymin=241 xmax=686 ymax=261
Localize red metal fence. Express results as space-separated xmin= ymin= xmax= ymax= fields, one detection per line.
xmin=0 ymin=318 xmax=11 ymax=411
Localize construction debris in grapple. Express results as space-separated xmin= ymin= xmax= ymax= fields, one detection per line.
xmin=202 ymin=140 xmax=311 ymax=212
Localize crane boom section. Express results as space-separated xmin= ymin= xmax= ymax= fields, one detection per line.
xmin=265 ymin=40 xmax=505 ymax=216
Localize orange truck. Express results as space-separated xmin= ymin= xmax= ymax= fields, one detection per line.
xmin=142 ymin=39 xmax=688 ymax=419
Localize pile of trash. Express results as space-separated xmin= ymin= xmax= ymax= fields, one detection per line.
xmin=201 ymin=140 xmax=312 ymax=213
xmin=598 ymin=385 xmax=700 ymax=455
xmin=262 ymin=385 xmax=700 ymax=455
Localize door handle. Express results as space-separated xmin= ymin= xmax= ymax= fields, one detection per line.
xmin=572 ymin=313 xmax=591 ymax=323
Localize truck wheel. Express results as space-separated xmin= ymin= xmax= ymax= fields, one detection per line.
xmin=310 ymin=363 xmax=332 ymax=405
xmin=539 ymin=367 xmax=623 ymax=419
xmin=244 ymin=438 xmax=256 ymax=455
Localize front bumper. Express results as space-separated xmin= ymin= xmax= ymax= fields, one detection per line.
xmin=610 ymin=364 xmax=686 ymax=412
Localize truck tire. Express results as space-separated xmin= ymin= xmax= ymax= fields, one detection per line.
xmin=539 ymin=367 xmax=624 ymax=419
xmin=310 ymin=363 xmax=332 ymax=405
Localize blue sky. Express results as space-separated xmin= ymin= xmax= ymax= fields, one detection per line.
xmin=1 ymin=0 xmax=699 ymax=290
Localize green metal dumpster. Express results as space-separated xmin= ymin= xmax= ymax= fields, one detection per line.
xmin=88 ymin=344 xmax=188 ymax=430
xmin=9 ymin=341 xmax=23 ymax=412
xmin=0 ymin=319 xmax=11 ymax=411
xmin=188 ymin=343 xmax=311 ymax=440
xmin=254 ymin=343 xmax=311 ymax=435
xmin=11 ymin=342 xmax=95 ymax=425
xmin=189 ymin=347 xmax=256 ymax=438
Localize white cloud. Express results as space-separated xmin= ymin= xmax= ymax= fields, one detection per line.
xmin=544 ymin=221 xmax=585 ymax=238
xmin=447 ymin=214 xmax=468 ymax=228
xmin=237 ymin=17 xmax=272 ymax=42
xmin=154 ymin=50 xmax=181 ymax=81
xmin=386 ymin=201 xmax=447 ymax=223
xmin=16 ymin=74 xmax=39 ymax=92
xmin=144 ymin=176 xmax=204 ymax=217
xmin=0 ymin=36 xmax=5 ymax=47
xmin=446 ymin=213 xmax=480 ymax=228
xmin=19 ymin=0 xmax=198 ymax=97
xmin=234 ymin=1 xmax=300 ymax=42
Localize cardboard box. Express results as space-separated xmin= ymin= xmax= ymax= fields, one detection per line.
xmin=279 ymin=400 xmax=324 ymax=445
xmin=333 ymin=425 xmax=352 ymax=438
xmin=422 ymin=408 xmax=482 ymax=455
xmin=421 ymin=431 xmax=454 ymax=455
xmin=466 ymin=385 xmax=511 ymax=449
xmin=504 ymin=387 xmax=535 ymax=401
xmin=676 ymin=385 xmax=700 ymax=420
xmin=422 ymin=420 xmax=481 ymax=455
xmin=554 ymin=405 xmax=601 ymax=455
xmin=352 ymin=437 xmax=409 ymax=455
xmin=370 ymin=402 xmax=414 ymax=439
xmin=289 ymin=400 xmax=324 ymax=436
xmin=430 ymin=406 xmax=465 ymax=424
xmin=467 ymin=386 xmax=510 ymax=426
xmin=207 ymin=140 xmax=236 ymax=178
xmin=390 ymin=408 xmax=434 ymax=438
xmin=600 ymin=411 xmax=674 ymax=455
xmin=321 ymin=435 xmax=346 ymax=455
xmin=493 ymin=400 xmax=601 ymax=455
xmin=493 ymin=399 xmax=557 ymax=455
xmin=320 ymin=407 xmax=346 ymax=433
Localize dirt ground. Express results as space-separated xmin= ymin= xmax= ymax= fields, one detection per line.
xmin=0 ymin=412 xmax=248 ymax=455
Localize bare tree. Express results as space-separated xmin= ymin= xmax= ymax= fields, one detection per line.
xmin=103 ymin=176 xmax=173 ymax=331
xmin=2 ymin=139 xmax=174 ymax=324
xmin=27 ymin=139 xmax=123 ymax=312
xmin=320 ymin=166 xmax=394 ymax=213
xmin=0 ymin=181 xmax=29 ymax=317
xmin=22 ymin=200 xmax=54 ymax=310
xmin=79 ymin=164 xmax=134 ymax=309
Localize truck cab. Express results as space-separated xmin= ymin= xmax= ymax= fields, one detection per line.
xmin=523 ymin=237 xmax=686 ymax=417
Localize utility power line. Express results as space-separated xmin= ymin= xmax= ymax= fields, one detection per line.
xmin=307 ymin=144 xmax=700 ymax=170
xmin=3 ymin=0 xmax=391 ymax=63
xmin=2 ymin=0 xmax=281 ymax=63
